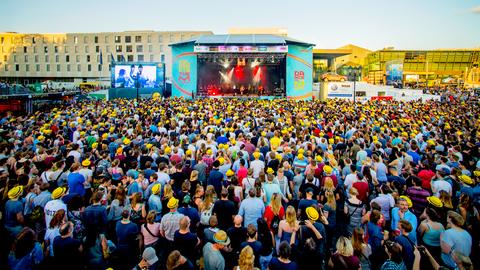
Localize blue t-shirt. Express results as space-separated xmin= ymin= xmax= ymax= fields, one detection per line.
xmin=67 ymin=172 xmax=86 ymax=196
xmin=239 ymin=198 xmax=265 ymax=228
xmin=391 ymin=208 xmax=417 ymax=243
xmin=441 ymin=228 xmax=472 ymax=268
xmin=268 ymin=257 xmax=298 ymax=270
xmin=127 ymin=181 xmax=141 ymax=196
xmin=5 ymin=200 xmax=24 ymax=227
xmin=395 ymin=235 xmax=415 ymax=270
xmin=115 ymin=221 xmax=139 ymax=250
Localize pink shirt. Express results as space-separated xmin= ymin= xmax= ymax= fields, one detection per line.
xmin=141 ymin=223 xmax=161 ymax=245
xmin=237 ymin=167 xmax=248 ymax=186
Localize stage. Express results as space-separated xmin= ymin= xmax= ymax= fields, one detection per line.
xmin=170 ymin=34 xmax=314 ymax=100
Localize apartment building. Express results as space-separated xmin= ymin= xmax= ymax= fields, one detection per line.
xmin=0 ymin=30 xmax=212 ymax=86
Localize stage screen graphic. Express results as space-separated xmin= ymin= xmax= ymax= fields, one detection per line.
xmin=111 ymin=63 xmax=165 ymax=89
xmin=197 ymin=55 xmax=286 ymax=96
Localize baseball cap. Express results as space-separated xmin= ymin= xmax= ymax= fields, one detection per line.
xmin=142 ymin=247 xmax=158 ymax=265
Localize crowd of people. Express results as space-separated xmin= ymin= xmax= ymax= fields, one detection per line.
xmin=0 ymin=95 xmax=479 ymax=270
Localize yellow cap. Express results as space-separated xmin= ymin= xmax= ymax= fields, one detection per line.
xmin=474 ymin=171 xmax=480 ymax=177
xmin=152 ymin=184 xmax=161 ymax=195
xmin=8 ymin=186 xmax=23 ymax=199
xmin=146 ymin=143 xmax=153 ymax=149
xmin=306 ymin=207 xmax=319 ymax=221
xmin=167 ymin=197 xmax=179 ymax=209
xmin=253 ymin=152 xmax=261 ymax=159
xmin=328 ymin=138 xmax=334 ymax=144
xmin=116 ymin=147 xmax=123 ymax=154
xmin=459 ymin=175 xmax=474 ymax=185
xmin=186 ymin=149 xmax=192 ymax=156
xmin=102 ymin=133 xmax=108 ymax=139
xmin=323 ymin=165 xmax=333 ymax=175
xmin=165 ymin=146 xmax=172 ymax=154
xmin=298 ymin=154 xmax=304 ymax=160
xmin=315 ymin=155 xmax=323 ymax=162
xmin=92 ymin=142 xmax=98 ymax=149
xmin=426 ymin=196 xmax=443 ymax=208
xmin=218 ymin=157 xmax=225 ymax=165
xmin=206 ymin=149 xmax=212 ymax=155
xmin=266 ymin=167 xmax=274 ymax=174
xmin=52 ymin=187 xmax=67 ymax=200
xmin=81 ymin=159 xmax=91 ymax=167
xmin=399 ymin=195 xmax=413 ymax=208
xmin=298 ymin=149 xmax=305 ymax=154
xmin=226 ymin=169 xmax=235 ymax=177
xmin=123 ymin=138 xmax=131 ymax=145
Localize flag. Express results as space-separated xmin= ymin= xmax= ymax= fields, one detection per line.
xmin=110 ymin=53 xmax=115 ymax=63
xmin=121 ymin=55 xmax=126 ymax=62
xmin=99 ymin=49 xmax=103 ymax=65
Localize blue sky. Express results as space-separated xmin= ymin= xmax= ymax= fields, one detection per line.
xmin=1 ymin=0 xmax=479 ymax=50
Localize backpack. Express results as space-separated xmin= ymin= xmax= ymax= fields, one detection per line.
xmin=200 ymin=204 xmax=213 ymax=226
xmin=271 ymin=214 xmax=281 ymax=235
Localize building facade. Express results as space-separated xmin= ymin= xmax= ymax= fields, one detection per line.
xmin=0 ymin=30 xmax=212 ymax=86
xmin=364 ymin=49 xmax=480 ymax=87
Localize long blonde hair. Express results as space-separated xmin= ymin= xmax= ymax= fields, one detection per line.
xmin=285 ymin=205 xmax=297 ymax=228
xmin=336 ymin=236 xmax=354 ymax=257
xmin=163 ymin=184 xmax=173 ymax=200
xmin=270 ymin=193 xmax=282 ymax=216
xmin=201 ymin=186 xmax=216 ymax=211
xmin=238 ymin=245 xmax=255 ymax=270
xmin=325 ymin=190 xmax=336 ymax=211
xmin=324 ymin=177 xmax=335 ymax=192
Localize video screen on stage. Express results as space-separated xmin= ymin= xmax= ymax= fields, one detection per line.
xmin=197 ymin=55 xmax=286 ymax=97
xmin=111 ymin=63 xmax=165 ymax=89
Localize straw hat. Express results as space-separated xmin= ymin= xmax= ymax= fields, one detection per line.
xmin=52 ymin=187 xmax=67 ymax=200
xmin=167 ymin=197 xmax=179 ymax=209
xmin=399 ymin=195 xmax=413 ymax=208
xmin=8 ymin=186 xmax=23 ymax=200
xmin=152 ymin=184 xmax=161 ymax=195
xmin=306 ymin=207 xmax=319 ymax=221
xmin=427 ymin=196 xmax=443 ymax=208
xmin=82 ymin=159 xmax=91 ymax=167
xmin=213 ymin=230 xmax=230 ymax=246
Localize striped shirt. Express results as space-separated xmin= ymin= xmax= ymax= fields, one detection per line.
xmin=160 ymin=211 xmax=184 ymax=241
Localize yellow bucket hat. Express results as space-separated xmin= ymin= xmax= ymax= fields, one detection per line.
xmin=323 ymin=165 xmax=333 ymax=175
xmin=82 ymin=159 xmax=91 ymax=167
xmin=459 ymin=175 xmax=474 ymax=185
xmin=167 ymin=197 xmax=179 ymax=209
xmin=8 ymin=186 xmax=23 ymax=199
xmin=306 ymin=207 xmax=319 ymax=221
xmin=266 ymin=167 xmax=274 ymax=174
xmin=226 ymin=169 xmax=235 ymax=177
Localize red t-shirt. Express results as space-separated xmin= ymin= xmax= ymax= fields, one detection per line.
xmin=263 ymin=205 xmax=285 ymax=230
xmin=352 ymin=181 xmax=369 ymax=203
xmin=237 ymin=167 xmax=248 ymax=186
xmin=418 ymin=169 xmax=435 ymax=190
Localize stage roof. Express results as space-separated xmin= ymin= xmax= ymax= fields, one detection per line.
xmin=170 ymin=34 xmax=314 ymax=47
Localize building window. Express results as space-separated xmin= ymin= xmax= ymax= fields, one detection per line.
xmin=36 ymin=64 xmax=40 ymax=71
xmin=125 ymin=36 xmax=131 ymax=43
xmin=75 ymin=46 xmax=78 ymax=53
xmin=159 ymin=45 xmax=164 ymax=52
xmin=104 ymin=36 xmax=109 ymax=43
xmin=135 ymin=36 xmax=142 ymax=42
xmin=161 ymin=54 xmax=165 ymax=62
xmin=158 ymin=35 xmax=163 ymax=43
xmin=34 ymin=55 xmax=38 ymax=62
xmin=33 ymin=46 xmax=37 ymax=53
xmin=24 ymin=46 xmax=27 ymax=53
xmin=148 ymin=35 xmax=151 ymax=43
xmin=126 ymin=45 xmax=133 ymax=52
xmin=116 ymin=45 xmax=122 ymax=52
xmin=26 ymin=64 xmax=29 ymax=72
xmin=149 ymin=54 xmax=154 ymax=62
xmin=94 ymin=36 xmax=98 ymax=43
xmin=95 ymin=46 xmax=100 ymax=53
xmin=74 ymin=36 xmax=78 ymax=44
xmin=106 ymin=45 xmax=110 ymax=53
xmin=137 ymin=55 xmax=144 ymax=61
xmin=77 ymin=64 xmax=81 ymax=71
xmin=57 ymin=64 xmax=60 ymax=72
xmin=83 ymin=36 xmax=88 ymax=43
xmin=87 ymin=55 xmax=90 ymax=62
xmin=76 ymin=55 xmax=80 ymax=62
xmin=64 ymin=46 xmax=68 ymax=53
xmin=24 ymin=55 xmax=28 ymax=62
xmin=115 ymin=36 xmax=121 ymax=43
xmin=87 ymin=64 xmax=91 ymax=71
xmin=136 ymin=45 xmax=143 ymax=53
xmin=67 ymin=64 xmax=70 ymax=72
xmin=4 ymin=65 xmax=8 ymax=71
xmin=54 ymin=46 xmax=58 ymax=53
xmin=117 ymin=55 xmax=122 ymax=62
xmin=13 ymin=55 xmax=17 ymax=62
xmin=45 ymin=55 xmax=49 ymax=62
xmin=55 ymin=55 xmax=59 ymax=62
xmin=98 ymin=64 xmax=102 ymax=71
xmin=46 ymin=64 xmax=50 ymax=71
xmin=32 ymin=37 xmax=35 ymax=43
xmin=127 ymin=55 xmax=134 ymax=62
xmin=85 ymin=46 xmax=89 ymax=53
xmin=15 ymin=64 xmax=19 ymax=71
xmin=44 ymin=46 xmax=48 ymax=53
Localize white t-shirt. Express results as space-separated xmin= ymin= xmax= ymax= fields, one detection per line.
xmin=344 ymin=173 xmax=358 ymax=190
xmin=432 ymin=180 xmax=452 ymax=197
xmin=67 ymin=150 xmax=81 ymax=163
xmin=250 ymin=160 xmax=265 ymax=178
xmin=44 ymin=199 xmax=67 ymax=228
xmin=79 ymin=168 xmax=93 ymax=188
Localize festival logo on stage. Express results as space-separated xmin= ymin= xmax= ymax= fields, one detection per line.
xmin=178 ymin=60 xmax=191 ymax=84
xmin=294 ymin=70 xmax=305 ymax=90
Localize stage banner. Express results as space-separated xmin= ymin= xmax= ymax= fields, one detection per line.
xmin=286 ymin=45 xmax=313 ymax=100
xmin=172 ymin=44 xmax=197 ymax=98
xmin=385 ymin=60 xmax=403 ymax=86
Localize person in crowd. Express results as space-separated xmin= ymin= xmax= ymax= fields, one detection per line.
xmin=418 ymin=207 xmax=444 ymax=262
xmin=212 ymin=187 xmax=237 ymax=230
xmin=344 ymin=187 xmax=366 ymax=237
xmin=53 ymin=222 xmax=83 ymax=270
xmin=173 ymin=216 xmax=200 ymax=265
xmin=440 ymin=211 xmax=472 ymax=269
xmin=4 ymin=186 xmax=25 ymax=237
xmin=391 ymin=196 xmax=418 ymax=243
xmin=268 ymin=241 xmax=298 ymax=270
xmin=328 ymin=236 xmax=360 ymax=270
xmin=8 ymin=227 xmax=44 ymax=270
xmin=115 ymin=209 xmax=140 ymax=269
xmin=132 ymin=247 xmax=160 ymax=270
xmin=141 ymin=210 xmax=161 ymax=250
xmin=166 ymin=250 xmax=194 ymax=270
xmin=239 ymin=188 xmax=265 ymax=228
xmin=352 ymin=227 xmax=372 ymax=270
xmin=203 ymin=230 xmax=230 ymax=270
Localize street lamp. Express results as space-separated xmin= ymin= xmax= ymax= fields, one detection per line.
xmin=350 ymin=69 xmax=358 ymax=103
